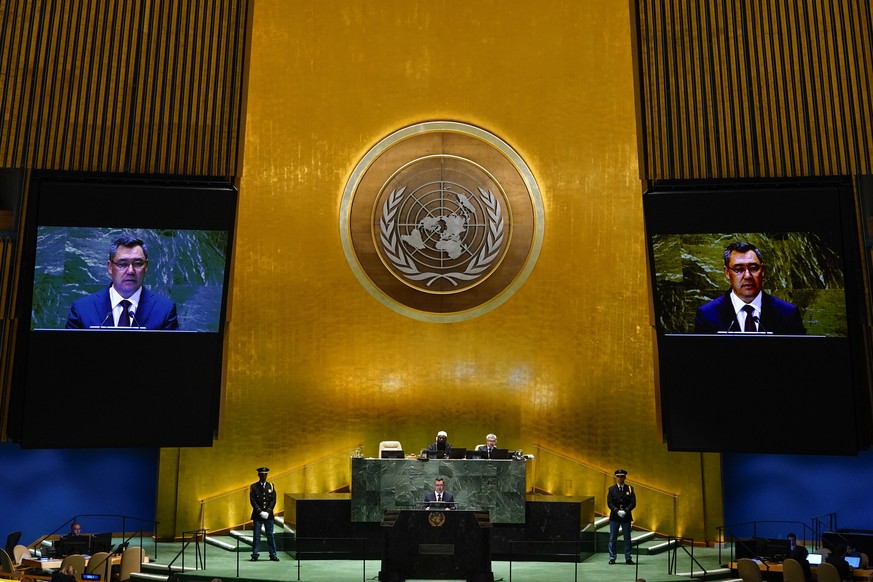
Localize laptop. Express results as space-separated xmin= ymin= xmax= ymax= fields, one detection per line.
xmin=846 ymin=555 xmax=861 ymax=568
xmin=807 ymin=553 xmax=822 ymax=565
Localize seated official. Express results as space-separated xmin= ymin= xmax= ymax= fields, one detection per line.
xmin=422 ymin=430 xmax=453 ymax=457
xmin=423 ymin=478 xmax=455 ymax=508
xmin=64 ymin=522 xmax=82 ymax=537
xmin=475 ymin=433 xmax=499 ymax=458
xmin=785 ymin=533 xmax=812 ymax=581
xmin=65 ymin=235 xmax=179 ymax=330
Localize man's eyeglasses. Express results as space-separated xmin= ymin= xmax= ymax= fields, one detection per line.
xmin=110 ymin=259 xmax=148 ymax=270
xmin=727 ymin=263 xmax=762 ymax=275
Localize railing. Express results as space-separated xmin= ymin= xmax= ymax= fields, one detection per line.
xmin=668 ymin=537 xmax=707 ymax=580
xmin=531 ymin=445 xmax=678 ymax=538
xmin=198 ymin=445 xmax=362 ymax=534
xmin=812 ymin=512 xmax=838 ymax=546
xmin=166 ymin=529 xmax=207 ymax=573
xmin=717 ymin=519 xmax=822 ymax=564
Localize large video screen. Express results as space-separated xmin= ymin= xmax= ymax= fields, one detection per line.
xmin=644 ymin=178 xmax=871 ymax=454
xmin=9 ymin=173 xmax=238 ymax=448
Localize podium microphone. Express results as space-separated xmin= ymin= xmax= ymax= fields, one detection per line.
xmin=99 ymin=311 xmax=112 ymax=327
xmin=129 ymin=308 xmax=141 ymax=328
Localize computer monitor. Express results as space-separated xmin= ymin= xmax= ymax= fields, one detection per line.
xmin=487 ymin=448 xmax=511 ymax=459
xmin=89 ymin=532 xmax=113 ymax=554
xmin=55 ymin=535 xmax=91 ymax=556
xmin=380 ymin=449 xmax=404 ymax=459
xmin=807 ymin=553 xmax=823 ymax=565
xmin=447 ymin=447 xmax=466 ymax=459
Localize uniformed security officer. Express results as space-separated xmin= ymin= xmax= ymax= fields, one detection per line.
xmin=249 ymin=467 xmax=278 ymax=561
xmin=607 ymin=468 xmax=637 ymax=565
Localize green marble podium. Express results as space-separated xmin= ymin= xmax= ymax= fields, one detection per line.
xmin=351 ymin=457 xmax=526 ymax=524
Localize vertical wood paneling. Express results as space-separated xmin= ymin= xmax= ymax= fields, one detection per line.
xmin=0 ymin=0 xmax=250 ymax=177
xmin=632 ymin=0 xmax=873 ymax=179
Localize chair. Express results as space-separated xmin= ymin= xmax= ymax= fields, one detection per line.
xmin=736 ymin=558 xmax=764 ymax=582
xmin=11 ymin=545 xmax=29 ymax=565
xmin=861 ymin=551 xmax=869 ymax=568
xmin=782 ymin=558 xmax=805 ymax=582
xmin=815 ymin=562 xmax=842 ymax=582
xmin=3 ymin=532 xmax=21 ymax=560
xmin=115 ymin=546 xmax=144 ymax=582
xmin=0 ymin=549 xmax=20 ymax=578
xmin=85 ymin=551 xmax=112 ymax=582
xmin=378 ymin=441 xmax=403 ymax=458
xmin=59 ymin=554 xmax=86 ymax=577
xmin=814 ymin=547 xmax=832 ymax=558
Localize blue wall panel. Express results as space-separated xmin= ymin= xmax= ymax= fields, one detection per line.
xmin=723 ymin=449 xmax=873 ymax=539
xmin=0 ymin=444 xmax=158 ymax=546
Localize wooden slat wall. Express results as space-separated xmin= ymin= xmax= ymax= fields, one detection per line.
xmin=632 ymin=0 xmax=873 ymax=180
xmin=0 ymin=0 xmax=250 ymax=439
xmin=0 ymin=0 xmax=251 ymax=176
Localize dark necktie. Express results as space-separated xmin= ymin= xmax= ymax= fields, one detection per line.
xmin=119 ymin=300 xmax=131 ymax=327
xmin=742 ymin=305 xmax=756 ymax=332
xmin=437 ymin=493 xmax=441 ymax=501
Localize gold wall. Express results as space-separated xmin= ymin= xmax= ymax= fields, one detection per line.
xmin=156 ymin=0 xmax=723 ymax=541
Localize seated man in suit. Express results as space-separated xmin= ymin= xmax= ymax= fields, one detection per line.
xmin=475 ymin=433 xmax=499 ymax=459
xmin=423 ymin=477 xmax=455 ymax=509
xmin=66 ymin=235 xmax=179 ymax=330
xmin=694 ymin=241 xmax=805 ymax=335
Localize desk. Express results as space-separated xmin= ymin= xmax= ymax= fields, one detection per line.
xmin=21 ymin=556 xmax=122 ymax=570
xmin=351 ymin=457 xmax=526 ymax=524
xmin=730 ymin=560 xmax=873 ymax=581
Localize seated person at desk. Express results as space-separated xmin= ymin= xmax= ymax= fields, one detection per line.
xmin=65 ymin=522 xmax=83 ymax=537
xmin=422 ymin=430 xmax=453 ymax=458
xmin=423 ymin=478 xmax=455 ymax=508
xmin=826 ymin=544 xmax=853 ymax=582
xmin=785 ymin=532 xmax=812 ymax=581
xmin=475 ymin=433 xmax=499 ymax=458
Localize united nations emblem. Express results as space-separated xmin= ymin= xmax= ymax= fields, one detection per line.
xmin=340 ymin=121 xmax=543 ymax=322
xmin=428 ymin=511 xmax=446 ymax=527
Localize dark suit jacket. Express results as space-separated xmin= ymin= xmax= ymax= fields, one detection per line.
xmin=693 ymin=291 xmax=806 ymax=335
xmin=65 ymin=285 xmax=179 ymax=330
xmin=423 ymin=490 xmax=455 ymax=505
xmin=607 ymin=484 xmax=636 ymax=522
xmin=423 ymin=441 xmax=453 ymax=456
xmin=475 ymin=445 xmax=498 ymax=459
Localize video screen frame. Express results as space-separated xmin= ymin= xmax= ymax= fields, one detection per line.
xmin=643 ymin=177 xmax=871 ymax=454
xmin=9 ymin=172 xmax=238 ymax=448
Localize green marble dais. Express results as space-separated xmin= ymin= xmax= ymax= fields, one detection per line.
xmin=350 ymin=457 xmax=526 ymax=523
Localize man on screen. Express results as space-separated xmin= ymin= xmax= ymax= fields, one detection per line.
xmin=694 ymin=241 xmax=805 ymax=335
xmin=65 ymin=235 xmax=179 ymax=330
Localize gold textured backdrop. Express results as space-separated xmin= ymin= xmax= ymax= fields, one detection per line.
xmin=157 ymin=0 xmax=723 ymax=542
